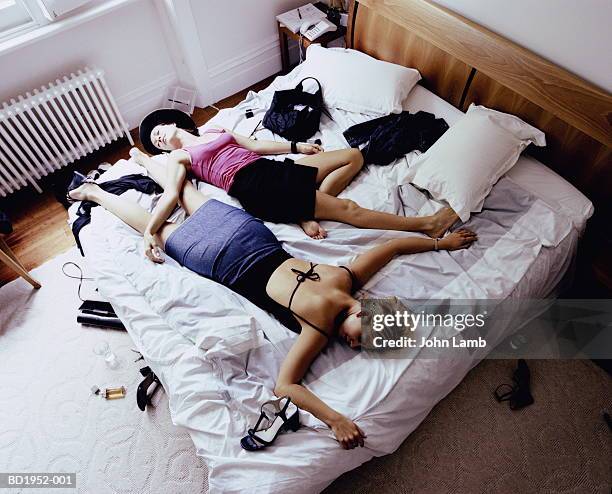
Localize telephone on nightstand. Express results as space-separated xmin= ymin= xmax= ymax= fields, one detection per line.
xmin=300 ymin=18 xmax=337 ymax=41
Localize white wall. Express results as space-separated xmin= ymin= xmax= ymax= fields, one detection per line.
xmin=0 ymin=0 xmax=335 ymax=132
xmin=0 ymin=0 xmax=178 ymax=128
xmin=188 ymin=0 xmax=306 ymax=101
xmin=432 ymin=0 xmax=612 ymax=91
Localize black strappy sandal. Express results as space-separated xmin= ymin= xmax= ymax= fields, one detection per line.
xmin=137 ymin=366 xmax=162 ymax=411
xmin=494 ymin=359 xmax=534 ymax=410
xmin=66 ymin=171 xmax=94 ymax=205
xmin=240 ymin=396 xmax=300 ymax=451
xmin=86 ymin=169 xmax=102 ymax=181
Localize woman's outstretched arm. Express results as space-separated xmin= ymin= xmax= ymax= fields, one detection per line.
xmin=348 ymin=230 xmax=478 ymax=289
xmin=274 ymin=326 xmax=366 ymax=449
xmin=215 ymin=126 xmax=323 ymax=155
xmin=143 ymin=150 xmax=189 ymax=263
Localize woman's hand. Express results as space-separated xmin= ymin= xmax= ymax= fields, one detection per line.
xmin=297 ymin=142 xmax=323 ymax=154
xmin=330 ymin=414 xmax=366 ymax=449
xmin=143 ymin=231 xmax=164 ymax=264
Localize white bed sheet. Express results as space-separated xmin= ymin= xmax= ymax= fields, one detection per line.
xmin=75 ymin=68 xmax=592 ymax=493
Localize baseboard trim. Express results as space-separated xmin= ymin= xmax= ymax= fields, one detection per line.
xmin=115 ymin=36 xmax=300 ymax=127
xmin=207 ymin=35 xmax=279 ymax=79
xmin=116 ymin=71 xmax=177 ymax=129
xmin=206 ymin=35 xmax=286 ymax=102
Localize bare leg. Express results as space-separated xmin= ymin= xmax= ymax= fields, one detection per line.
xmin=130 ymin=148 xmax=207 ymax=216
xmin=294 ymin=149 xmax=363 ymax=239
xmin=130 ymin=147 xmax=166 ymax=184
xmin=295 ymin=148 xmax=364 ymax=196
xmin=68 ymin=183 xmax=178 ymax=246
xmin=314 ymin=191 xmax=459 ymax=237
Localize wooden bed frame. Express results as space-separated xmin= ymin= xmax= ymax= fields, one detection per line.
xmin=346 ymin=0 xmax=611 ymax=216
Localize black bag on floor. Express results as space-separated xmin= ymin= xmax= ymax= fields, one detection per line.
xmin=263 ymin=77 xmax=326 ymax=141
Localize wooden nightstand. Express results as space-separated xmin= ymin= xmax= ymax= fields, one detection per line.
xmin=277 ymin=3 xmax=347 ymax=73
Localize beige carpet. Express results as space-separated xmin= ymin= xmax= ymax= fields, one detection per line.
xmin=0 ymin=249 xmax=208 ymax=494
xmin=325 ymin=359 xmax=611 ymax=494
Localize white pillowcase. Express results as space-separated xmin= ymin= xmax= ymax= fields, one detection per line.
xmin=405 ymin=104 xmax=546 ymax=222
xmin=302 ymin=44 xmax=421 ymax=115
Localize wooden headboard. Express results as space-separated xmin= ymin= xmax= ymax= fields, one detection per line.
xmin=347 ymin=0 xmax=612 ymax=213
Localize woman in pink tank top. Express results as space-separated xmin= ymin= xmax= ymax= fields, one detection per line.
xmin=134 ymin=109 xmax=459 ymax=262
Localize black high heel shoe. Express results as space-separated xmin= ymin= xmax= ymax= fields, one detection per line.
xmin=240 ymin=396 xmax=300 ymax=451
xmin=494 ymin=359 xmax=534 ymax=410
xmin=137 ymin=366 xmax=162 ymax=411
xmin=66 ymin=171 xmax=94 ymax=204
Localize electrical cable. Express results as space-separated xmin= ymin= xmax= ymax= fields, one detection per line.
xmin=61 ymin=261 xmax=94 ymax=302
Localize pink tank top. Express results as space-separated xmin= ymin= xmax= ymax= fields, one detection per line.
xmin=185 ymin=129 xmax=260 ymax=191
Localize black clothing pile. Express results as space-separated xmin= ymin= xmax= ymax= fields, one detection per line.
xmin=343 ymin=111 xmax=449 ymax=166
xmin=0 ymin=210 xmax=12 ymax=235
xmin=72 ymin=174 xmax=162 ymax=255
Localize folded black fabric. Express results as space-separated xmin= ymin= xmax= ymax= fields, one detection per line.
xmin=343 ymin=111 xmax=449 ymax=166
xmin=72 ymin=174 xmax=162 ymax=256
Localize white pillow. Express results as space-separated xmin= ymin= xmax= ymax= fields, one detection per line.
xmin=405 ymin=104 xmax=546 ymax=222
xmin=302 ymin=44 xmax=421 ymax=115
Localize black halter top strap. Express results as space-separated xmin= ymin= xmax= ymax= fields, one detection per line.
xmin=287 ymin=262 xmax=329 ymax=338
xmin=338 ymin=265 xmax=358 ymax=292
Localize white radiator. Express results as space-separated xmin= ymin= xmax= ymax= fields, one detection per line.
xmin=0 ymin=67 xmax=133 ymax=196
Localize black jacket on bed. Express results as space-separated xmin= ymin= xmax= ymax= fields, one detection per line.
xmin=72 ymin=174 xmax=162 ymax=256
xmin=343 ymin=111 xmax=449 ymax=166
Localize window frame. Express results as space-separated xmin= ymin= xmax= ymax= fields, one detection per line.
xmin=0 ymin=0 xmax=49 ymax=42
xmin=0 ymin=1 xmax=34 ymax=39
xmin=21 ymin=0 xmax=51 ymax=25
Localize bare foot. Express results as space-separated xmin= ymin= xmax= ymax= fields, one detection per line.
xmin=300 ymin=220 xmax=327 ymax=240
xmin=439 ymin=229 xmax=478 ymax=251
xmin=424 ymin=207 xmax=459 ymax=239
xmin=129 ymin=147 xmax=146 ymax=166
xmin=68 ymin=182 xmax=98 ymax=202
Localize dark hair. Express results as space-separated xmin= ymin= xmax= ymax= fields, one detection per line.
xmin=139 ymin=109 xmax=198 ymax=155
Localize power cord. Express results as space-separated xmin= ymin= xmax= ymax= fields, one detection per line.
xmin=61 ymin=261 xmax=94 ymax=302
xmin=299 ymin=33 xmax=305 ymax=63
xmin=249 ymin=119 xmax=263 ymax=140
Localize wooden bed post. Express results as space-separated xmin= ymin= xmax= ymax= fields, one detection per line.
xmin=346 ymin=0 xmax=358 ymax=49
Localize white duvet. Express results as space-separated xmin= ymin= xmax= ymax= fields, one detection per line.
xmin=75 ymin=68 xmax=592 ymax=493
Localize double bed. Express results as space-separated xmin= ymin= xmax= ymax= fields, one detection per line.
xmin=71 ymin=1 xmax=607 ymax=492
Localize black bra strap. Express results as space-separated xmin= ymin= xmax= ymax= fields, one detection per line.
xmin=338 ymin=265 xmax=359 ymax=292
xmin=287 ymin=263 xmax=329 ymax=339
xmin=291 ymin=311 xmax=330 ymax=339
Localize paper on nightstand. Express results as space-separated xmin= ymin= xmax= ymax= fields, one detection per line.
xmin=277 ymin=3 xmax=326 ymax=33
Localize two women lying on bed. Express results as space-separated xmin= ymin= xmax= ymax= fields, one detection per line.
xmin=68 ymin=155 xmax=476 ymax=450
xmin=134 ymin=109 xmax=457 ymax=259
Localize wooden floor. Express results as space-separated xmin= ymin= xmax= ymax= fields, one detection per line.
xmin=0 ymin=76 xmax=275 ymax=287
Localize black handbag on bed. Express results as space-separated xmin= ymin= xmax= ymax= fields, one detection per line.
xmin=262 ymin=77 xmax=327 ymax=141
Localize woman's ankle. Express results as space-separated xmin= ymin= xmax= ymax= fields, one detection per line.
xmin=77 ymin=182 xmax=100 ymax=202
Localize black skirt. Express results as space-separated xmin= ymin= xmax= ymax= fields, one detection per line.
xmin=228 ymin=158 xmax=318 ymax=223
